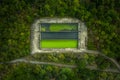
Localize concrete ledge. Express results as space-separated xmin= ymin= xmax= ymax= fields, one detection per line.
xmin=31 ymin=18 xmax=87 ymax=54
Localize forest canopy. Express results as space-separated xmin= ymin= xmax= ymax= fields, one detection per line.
xmin=0 ymin=0 xmax=120 ymax=80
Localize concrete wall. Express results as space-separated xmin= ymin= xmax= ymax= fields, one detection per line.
xmin=31 ymin=18 xmax=87 ymax=54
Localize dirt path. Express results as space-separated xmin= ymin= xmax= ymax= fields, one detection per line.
xmin=0 ymin=50 xmax=120 ymax=73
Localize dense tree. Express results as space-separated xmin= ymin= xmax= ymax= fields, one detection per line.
xmin=0 ymin=0 xmax=120 ymax=79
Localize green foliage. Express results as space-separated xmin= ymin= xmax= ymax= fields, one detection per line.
xmin=2 ymin=63 xmax=120 ymax=80
xmin=76 ymin=57 xmax=87 ymax=69
xmin=30 ymin=53 xmax=77 ymax=64
xmin=2 ymin=64 xmax=76 ymax=80
xmin=0 ymin=0 xmax=120 ymax=79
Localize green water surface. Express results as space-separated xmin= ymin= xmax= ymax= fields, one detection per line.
xmin=41 ymin=39 xmax=77 ymax=48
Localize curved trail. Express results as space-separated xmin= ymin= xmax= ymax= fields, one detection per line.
xmin=0 ymin=59 xmax=119 ymax=73
xmin=0 ymin=50 xmax=120 ymax=73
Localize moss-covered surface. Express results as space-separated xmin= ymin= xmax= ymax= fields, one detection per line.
xmin=41 ymin=23 xmax=78 ymax=32
xmin=50 ymin=23 xmax=77 ymax=32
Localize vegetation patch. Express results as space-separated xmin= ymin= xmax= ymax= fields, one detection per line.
xmin=0 ymin=0 xmax=120 ymax=79
xmin=50 ymin=23 xmax=77 ymax=32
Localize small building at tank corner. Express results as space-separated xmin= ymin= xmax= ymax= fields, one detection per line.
xmin=30 ymin=18 xmax=87 ymax=54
